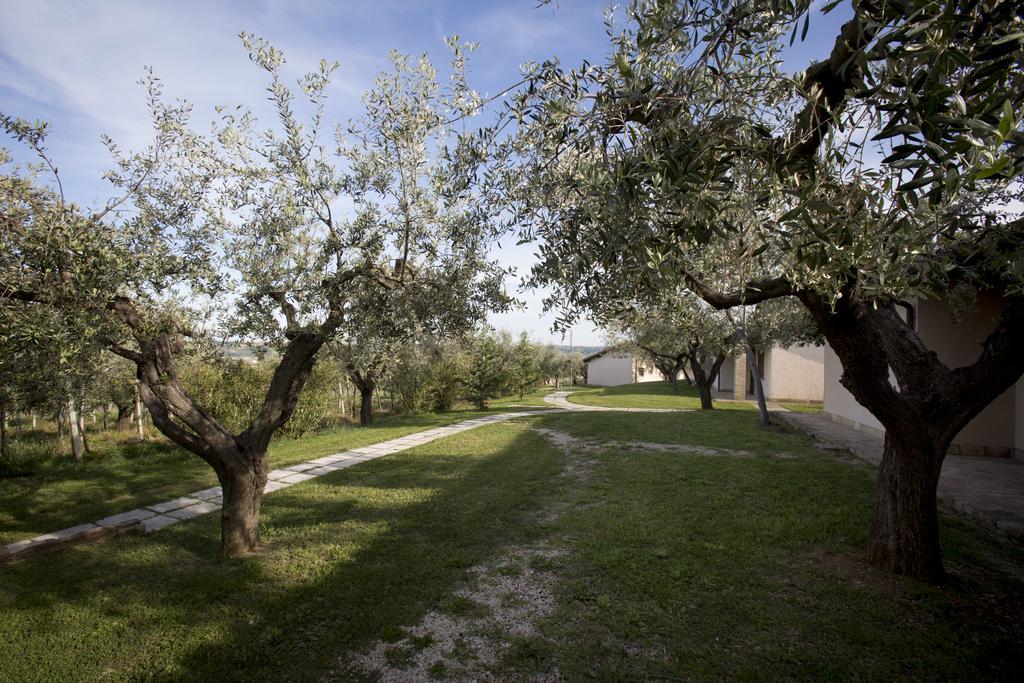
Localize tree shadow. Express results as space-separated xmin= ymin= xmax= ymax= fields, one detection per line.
xmin=0 ymin=420 xmax=566 ymax=681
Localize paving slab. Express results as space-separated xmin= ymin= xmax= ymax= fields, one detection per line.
xmin=140 ymin=515 xmax=180 ymax=533
xmin=284 ymin=462 xmax=320 ymax=472
xmin=96 ymin=508 xmax=157 ymax=528
xmin=264 ymin=479 xmax=293 ymax=493
xmin=147 ymin=497 xmax=203 ymax=514
xmin=166 ymin=501 xmax=221 ymax=521
xmin=309 ymin=455 xmax=346 ymax=465
xmin=281 ymin=472 xmax=318 ymax=484
xmin=190 ymin=487 xmax=222 ymax=500
xmin=34 ymin=523 xmax=102 ymax=542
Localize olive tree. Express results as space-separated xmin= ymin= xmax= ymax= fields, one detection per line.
xmin=503 ymin=0 xmax=1024 ymax=580
xmin=1 ymin=38 xmax=506 ymax=556
xmin=610 ymin=291 xmax=739 ymax=407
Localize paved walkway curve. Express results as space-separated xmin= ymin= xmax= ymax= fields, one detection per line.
xmin=543 ymin=390 xmax=686 ymax=412
xmin=1 ymin=409 xmax=556 ymax=560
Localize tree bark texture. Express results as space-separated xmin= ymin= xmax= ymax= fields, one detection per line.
xmin=218 ymin=453 xmax=269 ymax=557
xmin=686 ymin=349 xmax=728 ymax=411
xmin=744 ymin=343 xmax=771 ymax=427
xmin=66 ymin=398 xmax=83 ymax=461
xmin=360 ymin=386 xmax=374 ymax=426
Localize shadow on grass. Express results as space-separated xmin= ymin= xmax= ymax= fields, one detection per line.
xmin=0 ymin=421 xmax=564 ymax=681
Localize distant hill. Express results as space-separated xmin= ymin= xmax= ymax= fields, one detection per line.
xmin=560 ymin=345 xmax=602 ymax=356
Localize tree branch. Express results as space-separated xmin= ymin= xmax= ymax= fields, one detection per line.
xmin=680 ymin=267 xmax=794 ymax=309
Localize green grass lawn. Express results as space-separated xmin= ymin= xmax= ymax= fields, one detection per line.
xmin=778 ymin=401 xmax=825 ymax=413
xmin=0 ymin=407 xmax=541 ymax=545
xmin=566 ymin=380 xmax=754 ymax=410
xmin=0 ymin=408 xmax=1021 ymax=680
xmin=487 ymin=385 xmax=559 ymax=409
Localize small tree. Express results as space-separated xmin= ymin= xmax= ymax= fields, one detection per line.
xmin=510 ymin=332 xmax=542 ymax=399
xmin=611 ymin=292 xmax=739 ymax=408
xmin=462 ymin=331 xmax=511 ymax=410
xmin=537 ymin=345 xmax=567 ymax=389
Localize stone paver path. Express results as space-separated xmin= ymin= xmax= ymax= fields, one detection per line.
xmin=543 ymin=390 xmax=684 ymax=412
xmin=780 ymin=412 xmax=1024 ymax=539
xmin=1 ymin=410 xmax=553 ymax=559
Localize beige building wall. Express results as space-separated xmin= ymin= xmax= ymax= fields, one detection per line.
xmin=716 ymin=356 xmax=735 ymax=393
xmin=763 ymin=345 xmax=824 ymax=402
xmin=823 ymin=293 xmax=1021 ymax=455
xmin=917 ymin=295 xmax=1016 ymax=454
xmin=585 ymin=354 xmax=634 ymax=386
xmin=585 ymin=353 xmax=667 ymax=386
xmin=634 ymin=359 xmax=663 ymax=384
xmin=716 ymin=344 xmax=824 ymax=401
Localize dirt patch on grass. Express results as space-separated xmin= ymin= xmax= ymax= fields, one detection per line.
xmin=330 ymin=429 xmax=594 ymax=681
xmin=331 ymin=543 xmax=566 ymax=682
xmin=531 ymin=427 xmax=764 ymax=459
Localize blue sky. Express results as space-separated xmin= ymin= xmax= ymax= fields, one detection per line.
xmin=0 ymin=0 xmax=850 ymax=347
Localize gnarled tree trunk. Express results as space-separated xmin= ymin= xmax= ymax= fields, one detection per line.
xmin=115 ymin=403 xmax=133 ymax=432
xmin=108 ymin=296 xmax=339 ymax=558
xmin=686 ymin=348 xmax=729 ymax=411
xmin=868 ymin=425 xmax=946 ymax=578
xmin=360 ymin=386 xmax=374 ymax=426
xmin=798 ymin=290 xmax=1024 ymax=582
xmin=218 ymin=453 xmax=269 ymax=557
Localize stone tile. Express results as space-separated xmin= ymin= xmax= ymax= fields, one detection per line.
xmin=280 ymin=472 xmax=317 ymax=484
xmin=96 ymin=508 xmax=157 ymax=528
xmin=264 ymin=479 xmax=293 ymax=493
xmin=267 ymin=469 xmax=292 ymax=480
xmin=34 ymin=523 xmax=102 ymax=543
xmin=147 ymin=497 xmax=202 ymax=514
xmin=140 ymin=515 xmax=180 ymax=533
xmin=284 ymin=462 xmax=319 ymax=472
xmin=191 ymin=487 xmax=223 ymax=500
xmin=307 ymin=465 xmax=339 ymax=476
xmin=309 ymin=455 xmax=345 ymax=465
xmin=166 ymin=501 xmax=221 ymax=520
xmin=324 ymin=460 xmax=358 ymax=470
xmin=4 ymin=538 xmax=42 ymax=554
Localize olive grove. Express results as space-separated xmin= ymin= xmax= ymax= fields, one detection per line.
xmin=501 ymin=0 xmax=1024 ymax=580
xmin=1 ymin=38 xmax=508 ymax=556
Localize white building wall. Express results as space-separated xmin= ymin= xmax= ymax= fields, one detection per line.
xmin=716 ymin=358 xmax=735 ymax=393
xmin=823 ymin=344 xmax=884 ymax=435
xmin=585 ymin=354 xmax=635 ymax=386
xmin=763 ymin=345 xmax=824 ymax=402
xmin=634 ymin=359 xmax=662 ymax=383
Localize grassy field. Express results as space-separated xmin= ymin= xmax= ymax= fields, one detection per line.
xmin=565 ymin=381 xmax=752 ymax=410
xmin=0 ymin=406 xmax=541 ymax=545
xmin=0 ymin=407 xmax=1021 ymax=680
xmin=486 ymin=385 xmax=558 ymax=409
xmin=566 ymin=382 xmax=825 ymax=415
